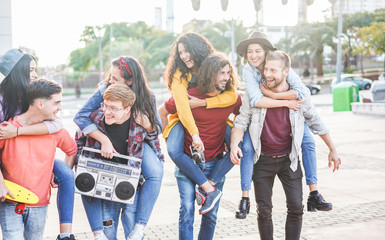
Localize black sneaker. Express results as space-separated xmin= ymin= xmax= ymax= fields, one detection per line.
xmin=56 ymin=234 xmax=76 ymax=240
xmin=307 ymin=191 xmax=332 ymax=212
xmin=235 ymin=197 xmax=250 ymax=219
xmin=199 ymin=187 xmax=222 ymax=215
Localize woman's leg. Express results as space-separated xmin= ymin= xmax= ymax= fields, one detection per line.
xmin=134 ymin=143 xmax=164 ymax=226
xmin=208 ymin=125 xmax=234 ymax=184
xmin=167 ymin=122 xmax=209 ymax=187
xmin=81 ymin=196 xmax=105 ymax=235
xmin=302 ymin=122 xmax=317 ymax=187
xmin=236 ymin=129 xmax=254 ymax=219
xmin=53 ymin=159 xmax=75 ymax=237
xmin=302 ymin=122 xmax=332 ymax=211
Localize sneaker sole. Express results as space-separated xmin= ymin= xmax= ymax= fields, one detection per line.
xmin=199 ymin=191 xmax=223 ymax=215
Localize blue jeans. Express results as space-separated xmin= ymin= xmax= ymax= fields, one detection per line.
xmin=53 ymin=158 xmax=75 ymax=224
xmin=0 ymin=201 xmax=48 ymax=240
xmin=168 ymin=122 xmax=233 ymax=185
xmin=174 ymin=156 xmax=225 ymax=240
xmin=102 ymin=195 xmax=138 ymax=240
xmin=81 ymin=194 xmax=138 ymax=239
xmin=136 ymin=143 xmax=164 ymax=225
xmin=224 ymin=126 xmax=255 ymax=192
xmin=302 ymin=122 xmax=317 ymax=185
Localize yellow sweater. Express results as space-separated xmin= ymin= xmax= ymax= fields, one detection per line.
xmin=163 ymin=69 xmax=238 ymax=138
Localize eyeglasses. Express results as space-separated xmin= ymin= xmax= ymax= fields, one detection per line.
xmin=101 ymin=102 xmax=124 ymax=113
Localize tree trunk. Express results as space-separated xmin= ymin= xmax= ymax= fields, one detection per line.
xmin=360 ymin=55 xmax=364 ymax=76
xmin=316 ymin=47 xmax=324 ymax=76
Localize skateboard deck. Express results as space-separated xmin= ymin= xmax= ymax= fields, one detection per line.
xmin=4 ymin=180 xmax=39 ymax=204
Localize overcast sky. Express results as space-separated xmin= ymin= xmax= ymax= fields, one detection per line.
xmin=11 ymin=0 xmax=332 ymax=66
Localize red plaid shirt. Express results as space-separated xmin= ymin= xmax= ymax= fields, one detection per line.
xmin=74 ymin=108 xmax=164 ymax=164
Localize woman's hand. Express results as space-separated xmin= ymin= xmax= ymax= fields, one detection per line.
xmin=135 ymin=113 xmax=155 ymax=132
xmin=191 ymin=134 xmax=205 ymax=153
xmin=188 ymin=94 xmax=207 ymax=109
xmin=0 ymin=121 xmax=18 ymax=139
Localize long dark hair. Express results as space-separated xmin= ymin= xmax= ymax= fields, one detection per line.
xmin=109 ymin=56 xmax=159 ymax=132
xmin=164 ymin=32 xmax=215 ymax=89
xmin=0 ymin=54 xmax=35 ymax=121
xmin=197 ymin=53 xmax=237 ymax=94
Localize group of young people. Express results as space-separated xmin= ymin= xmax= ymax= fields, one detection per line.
xmin=0 ymin=31 xmax=341 ymax=240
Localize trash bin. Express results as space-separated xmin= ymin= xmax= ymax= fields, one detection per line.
xmin=372 ymin=80 xmax=385 ymax=102
xmin=332 ymin=82 xmax=359 ymax=111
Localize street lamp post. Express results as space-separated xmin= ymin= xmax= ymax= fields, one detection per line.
xmin=336 ymin=0 xmax=343 ymax=82
xmin=96 ymin=26 xmax=105 ymax=82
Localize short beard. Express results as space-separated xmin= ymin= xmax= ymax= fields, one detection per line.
xmin=215 ymin=84 xmax=226 ymax=92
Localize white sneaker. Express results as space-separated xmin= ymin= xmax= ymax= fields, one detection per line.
xmin=127 ymin=223 xmax=145 ymax=240
xmin=94 ymin=232 xmax=108 ymax=240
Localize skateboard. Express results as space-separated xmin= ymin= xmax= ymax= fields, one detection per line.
xmin=4 ymin=180 xmax=39 ymax=214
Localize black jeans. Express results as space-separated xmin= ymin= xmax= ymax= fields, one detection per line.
xmin=252 ymin=155 xmax=303 ymax=240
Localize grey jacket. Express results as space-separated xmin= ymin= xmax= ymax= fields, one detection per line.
xmin=234 ymin=91 xmax=329 ymax=172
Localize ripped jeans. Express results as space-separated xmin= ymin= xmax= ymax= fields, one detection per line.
xmin=81 ymin=194 xmax=138 ymax=240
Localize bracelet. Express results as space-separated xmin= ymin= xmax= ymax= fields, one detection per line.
xmin=16 ymin=127 xmax=19 ymax=136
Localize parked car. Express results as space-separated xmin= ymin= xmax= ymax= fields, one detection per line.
xmin=306 ymin=83 xmax=321 ymax=95
xmin=330 ymin=74 xmax=372 ymax=90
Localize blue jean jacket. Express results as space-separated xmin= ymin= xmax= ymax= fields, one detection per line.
xmin=243 ymin=61 xmax=309 ymax=107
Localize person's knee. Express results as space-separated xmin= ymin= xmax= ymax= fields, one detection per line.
xmin=256 ymin=204 xmax=272 ymax=220
xmin=288 ymin=201 xmax=304 ymax=216
xmin=55 ymin=164 xmax=75 ymax=183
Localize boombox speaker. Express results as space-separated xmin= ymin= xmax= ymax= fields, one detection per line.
xmin=75 ymin=147 xmax=141 ymax=204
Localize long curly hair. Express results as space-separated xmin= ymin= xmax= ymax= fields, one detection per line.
xmin=0 ymin=54 xmax=35 ymax=121
xmin=164 ymin=32 xmax=215 ymax=90
xmin=197 ymin=52 xmax=237 ymax=94
xmin=108 ymin=56 xmax=159 ymax=132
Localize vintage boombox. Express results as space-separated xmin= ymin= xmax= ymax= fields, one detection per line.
xmin=74 ymin=147 xmax=142 ymax=204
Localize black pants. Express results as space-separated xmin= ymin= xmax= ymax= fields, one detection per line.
xmin=252 ymin=155 xmax=303 ymax=240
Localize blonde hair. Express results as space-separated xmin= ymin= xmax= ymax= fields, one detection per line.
xmin=104 ymin=84 xmax=136 ymax=108
xmin=265 ymin=50 xmax=291 ymax=70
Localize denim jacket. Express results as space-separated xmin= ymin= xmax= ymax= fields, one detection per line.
xmin=74 ymin=82 xmax=162 ymax=135
xmin=234 ymin=92 xmax=329 ymax=172
xmin=243 ymin=62 xmax=309 ymax=107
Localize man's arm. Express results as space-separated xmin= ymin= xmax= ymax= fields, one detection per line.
xmin=319 ymin=133 xmax=341 ymax=172
xmin=230 ymin=127 xmax=245 ymax=165
xmin=65 ymin=154 xmax=76 ymax=170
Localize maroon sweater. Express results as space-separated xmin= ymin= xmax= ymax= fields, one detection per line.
xmin=260 ymin=107 xmax=292 ymax=156
xmin=165 ymin=88 xmax=241 ymax=161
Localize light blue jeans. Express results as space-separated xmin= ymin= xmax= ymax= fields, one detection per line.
xmin=167 ymin=122 xmax=233 ymax=185
xmin=238 ymin=122 xmax=318 ymax=191
xmin=53 ymin=158 xmax=75 ymax=224
xmin=81 ymin=194 xmax=138 ymax=239
xmin=136 ymin=143 xmax=164 ymax=225
xmin=81 ymin=143 xmax=163 ymax=231
xmin=224 ymin=126 xmax=255 ymax=192
xmin=175 ymin=156 xmax=225 ymax=240
xmin=0 ymin=201 xmax=48 ymax=240
xmin=102 ymin=195 xmax=138 ymax=240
